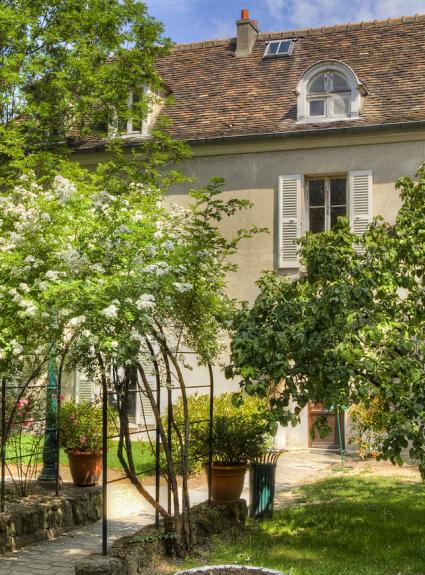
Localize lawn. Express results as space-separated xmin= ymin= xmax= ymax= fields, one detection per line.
xmin=182 ymin=475 xmax=425 ymax=575
xmin=5 ymin=435 xmax=158 ymax=474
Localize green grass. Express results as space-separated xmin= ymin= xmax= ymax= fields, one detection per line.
xmin=183 ymin=476 xmax=425 ymax=575
xmin=5 ymin=435 xmax=158 ymax=474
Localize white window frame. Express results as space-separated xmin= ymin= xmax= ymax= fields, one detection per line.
xmin=305 ymin=176 xmax=348 ymax=233
xmin=296 ymin=60 xmax=366 ymax=123
xmin=125 ymin=87 xmax=150 ymax=137
xmin=307 ymin=72 xmax=351 ymax=119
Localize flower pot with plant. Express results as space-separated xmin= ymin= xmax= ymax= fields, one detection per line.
xmin=174 ymin=393 xmax=271 ymax=503
xmin=59 ymin=400 xmax=105 ymax=486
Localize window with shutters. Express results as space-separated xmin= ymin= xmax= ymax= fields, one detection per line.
xmin=306 ymin=177 xmax=347 ymax=233
xmin=278 ymin=171 xmax=372 ymax=268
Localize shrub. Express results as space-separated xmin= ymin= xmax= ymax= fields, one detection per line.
xmin=348 ymin=399 xmax=386 ymax=459
xmin=171 ymin=393 xmax=272 ymax=470
xmin=59 ymin=399 xmax=116 ymax=453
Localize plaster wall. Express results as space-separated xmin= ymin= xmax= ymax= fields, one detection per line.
xmin=165 ymin=137 xmax=425 ymax=450
xmin=73 ymin=132 xmax=425 ymax=450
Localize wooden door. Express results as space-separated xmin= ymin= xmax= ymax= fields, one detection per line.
xmin=308 ymin=403 xmax=344 ymax=449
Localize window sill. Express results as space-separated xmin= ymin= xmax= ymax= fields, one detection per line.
xmin=296 ymin=115 xmax=360 ymax=125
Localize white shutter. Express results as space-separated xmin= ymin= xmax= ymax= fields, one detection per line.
xmin=278 ymin=175 xmax=302 ymax=268
xmin=349 ymin=171 xmax=373 ymax=247
xmin=77 ymin=375 xmax=94 ymax=403
xmin=139 ymin=365 xmax=155 ymax=425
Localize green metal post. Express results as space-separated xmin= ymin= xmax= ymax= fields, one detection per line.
xmin=38 ymin=353 xmax=58 ymax=482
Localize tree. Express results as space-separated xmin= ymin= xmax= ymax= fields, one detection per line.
xmin=0 ymin=0 xmax=261 ymax=551
xmin=0 ymin=168 xmax=260 ymax=549
xmin=228 ymin=168 xmax=425 ymax=477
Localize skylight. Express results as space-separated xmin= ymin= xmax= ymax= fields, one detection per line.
xmin=263 ymin=39 xmax=294 ymax=58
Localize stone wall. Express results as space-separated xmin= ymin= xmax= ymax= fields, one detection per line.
xmin=75 ymin=500 xmax=248 ymax=575
xmin=0 ymin=484 xmax=101 ymax=554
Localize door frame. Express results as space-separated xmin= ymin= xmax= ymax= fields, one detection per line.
xmin=307 ymin=403 xmax=345 ymax=449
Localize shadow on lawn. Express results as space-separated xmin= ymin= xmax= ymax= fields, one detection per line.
xmin=204 ymin=476 xmax=425 ymax=575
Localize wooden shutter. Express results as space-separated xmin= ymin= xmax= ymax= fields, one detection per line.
xmin=349 ymin=171 xmax=373 ymax=245
xmin=278 ymin=175 xmax=302 ymax=268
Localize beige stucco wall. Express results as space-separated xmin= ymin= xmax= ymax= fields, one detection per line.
xmin=73 ymin=129 xmax=425 ymax=450
xmin=168 ymin=135 xmax=425 ymax=303
xmin=168 ymin=133 xmax=425 ymax=450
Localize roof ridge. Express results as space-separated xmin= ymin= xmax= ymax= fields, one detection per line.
xmin=171 ymin=12 xmax=425 ymax=51
xmin=260 ymin=12 xmax=425 ymax=39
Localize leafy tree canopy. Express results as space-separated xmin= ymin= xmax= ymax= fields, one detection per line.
xmin=228 ymin=167 xmax=425 ymax=477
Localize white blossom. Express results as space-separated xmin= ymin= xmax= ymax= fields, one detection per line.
xmin=111 ymin=340 xmax=119 ymax=350
xmin=102 ymin=304 xmax=118 ymax=318
xmin=11 ymin=340 xmax=23 ymax=355
xmin=145 ymin=244 xmax=157 ymax=256
xmin=45 ymin=270 xmax=60 ymax=281
xmin=173 ymin=282 xmax=193 ymax=293
xmin=68 ymin=315 xmax=86 ymax=327
xmin=136 ymin=293 xmax=155 ymax=310
xmin=132 ymin=211 xmax=144 ymax=223
xmin=53 ymin=176 xmax=76 ymax=203
xmin=162 ymin=240 xmax=174 ymax=251
xmin=142 ymin=264 xmax=157 ymax=274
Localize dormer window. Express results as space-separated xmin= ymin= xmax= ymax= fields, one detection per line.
xmin=111 ymin=86 xmax=164 ymax=139
xmin=297 ymin=60 xmax=366 ymax=123
xmin=307 ymin=72 xmax=351 ymax=118
xmin=124 ymin=87 xmax=150 ymax=136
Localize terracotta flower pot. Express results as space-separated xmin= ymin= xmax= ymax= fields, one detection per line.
xmin=205 ymin=462 xmax=247 ymax=503
xmin=67 ymin=450 xmax=102 ymax=486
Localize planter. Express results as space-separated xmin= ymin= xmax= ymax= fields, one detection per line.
xmin=205 ymin=462 xmax=247 ymax=503
xmin=67 ymin=450 xmax=102 ymax=486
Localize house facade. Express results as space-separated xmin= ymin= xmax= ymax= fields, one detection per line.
xmin=72 ymin=10 xmax=425 ymax=450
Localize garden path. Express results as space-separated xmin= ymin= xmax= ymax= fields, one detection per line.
xmin=0 ymin=450 xmax=418 ymax=575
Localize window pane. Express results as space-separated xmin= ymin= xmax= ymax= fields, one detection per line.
xmin=309 ymin=99 xmax=325 ymax=116
xmin=331 ymin=205 xmax=347 ymax=227
xmin=332 ymin=73 xmax=350 ymax=92
xmin=330 ymin=178 xmax=347 ymax=205
xmin=332 ymin=94 xmax=350 ymax=116
xmin=309 ymin=74 xmax=326 ymax=93
xmin=310 ymin=207 xmax=325 ymax=233
xmin=277 ymin=40 xmax=292 ymax=54
xmin=267 ymin=42 xmax=279 ymax=55
xmin=309 ymin=179 xmax=325 ymax=206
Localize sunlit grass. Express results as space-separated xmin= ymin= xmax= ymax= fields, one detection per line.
xmin=184 ymin=476 xmax=425 ymax=575
xmin=5 ymin=434 xmax=158 ymax=474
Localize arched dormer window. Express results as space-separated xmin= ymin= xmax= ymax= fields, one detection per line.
xmin=296 ymin=60 xmax=366 ymax=123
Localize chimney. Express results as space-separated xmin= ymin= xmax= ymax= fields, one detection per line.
xmin=235 ymin=9 xmax=259 ymax=58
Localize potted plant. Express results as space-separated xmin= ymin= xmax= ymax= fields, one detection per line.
xmin=59 ymin=399 xmax=105 ymax=486
xmin=174 ymin=393 xmax=271 ymax=503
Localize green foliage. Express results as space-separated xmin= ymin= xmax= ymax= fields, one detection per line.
xmin=0 ymin=0 xmax=172 ymax=170
xmin=172 ymin=393 xmax=272 ymax=467
xmin=348 ymin=400 xmax=386 ymax=460
xmin=228 ymin=178 xmax=425 ymax=478
xmin=59 ymin=399 xmax=115 ymax=453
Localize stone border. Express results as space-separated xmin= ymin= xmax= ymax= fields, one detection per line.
xmin=0 ymin=484 xmax=101 ymax=554
xmin=175 ymin=567 xmax=287 ymax=575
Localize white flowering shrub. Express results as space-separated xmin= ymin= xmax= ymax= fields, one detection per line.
xmin=0 ymin=168 xmax=263 ymax=550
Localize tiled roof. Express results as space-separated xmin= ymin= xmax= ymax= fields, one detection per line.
xmin=154 ymin=14 xmax=425 ymax=141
